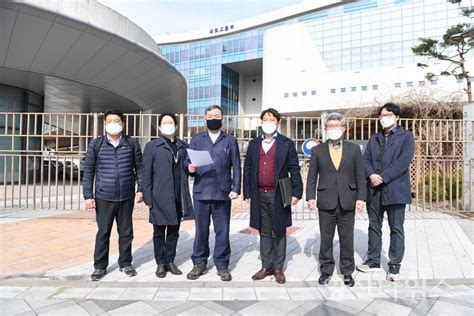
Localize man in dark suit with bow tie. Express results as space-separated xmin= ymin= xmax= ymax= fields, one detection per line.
xmin=306 ymin=112 xmax=366 ymax=287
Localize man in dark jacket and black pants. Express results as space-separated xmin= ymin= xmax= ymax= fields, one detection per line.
xmin=306 ymin=112 xmax=366 ymax=287
xmin=186 ymin=105 xmax=241 ymax=282
xmin=83 ymin=109 xmax=143 ymax=281
xmin=243 ymin=108 xmax=303 ymax=284
xmin=357 ymin=103 xmax=415 ymax=282
xmin=142 ymin=112 xmax=194 ymax=278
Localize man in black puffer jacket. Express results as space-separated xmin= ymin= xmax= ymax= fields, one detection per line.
xmin=83 ymin=109 xmax=143 ymax=281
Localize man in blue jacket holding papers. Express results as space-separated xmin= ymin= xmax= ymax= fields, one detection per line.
xmin=186 ymin=105 xmax=241 ymax=281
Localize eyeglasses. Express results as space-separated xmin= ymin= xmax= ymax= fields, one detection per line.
xmin=379 ymin=113 xmax=395 ymax=118
xmin=106 ymin=119 xmax=122 ymax=124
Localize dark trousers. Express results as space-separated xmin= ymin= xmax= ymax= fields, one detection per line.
xmin=192 ymin=199 xmax=231 ymax=270
xmin=153 ymin=202 xmax=182 ymax=264
xmin=367 ymin=188 xmax=405 ymax=273
xmin=318 ymin=205 xmax=355 ymax=275
xmin=259 ymin=191 xmax=286 ymax=269
xmin=94 ymin=198 xmax=134 ymax=270
xmin=153 ymin=223 xmax=181 ymax=264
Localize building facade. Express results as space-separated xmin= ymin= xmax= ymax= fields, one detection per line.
xmin=0 ymin=0 xmax=186 ymax=182
xmin=0 ymin=0 xmax=187 ymax=116
xmin=157 ymin=0 xmax=473 ymax=117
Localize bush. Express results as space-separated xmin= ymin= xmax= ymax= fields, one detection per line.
xmin=418 ymin=171 xmax=463 ymax=202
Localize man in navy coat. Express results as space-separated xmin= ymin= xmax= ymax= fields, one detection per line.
xmin=243 ymin=108 xmax=303 ymax=284
xmin=357 ymin=103 xmax=415 ymax=282
xmin=186 ymin=105 xmax=241 ymax=281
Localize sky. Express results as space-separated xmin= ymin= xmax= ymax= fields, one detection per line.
xmin=99 ymin=0 xmax=303 ymax=38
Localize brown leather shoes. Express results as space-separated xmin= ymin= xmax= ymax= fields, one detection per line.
xmin=274 ymin=269 xmax=286 ymax=284
xmin=252 ymin=268 xmax=274 ymax=280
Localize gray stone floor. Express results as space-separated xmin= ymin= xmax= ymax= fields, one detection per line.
xmin=40 ymin=212 xmax=473 ymax=284
xmin=1 ymin=287 xmax=473 ymax=315
xmin=1 ymin=211 xmax=473 ymax=315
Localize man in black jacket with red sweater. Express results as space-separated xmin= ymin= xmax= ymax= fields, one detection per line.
xmin=243 ymin=108 xmax=303 ymax=284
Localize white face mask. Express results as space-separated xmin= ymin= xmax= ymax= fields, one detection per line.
xmin=380 ymin=116 xmax=396 ymax=129
xmin=261 ymin=122 xmax=278 ymax=135
xmin=160 ymin=124 xmax=176 ymax=136
xmin=326 ymin=129 xmax=344 ymax=141
xmin=105 ymin=123 xmax=123 ymax=136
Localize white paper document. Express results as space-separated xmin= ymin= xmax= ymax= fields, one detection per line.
xmin=186 ymin=149 xmax=214 ymax=166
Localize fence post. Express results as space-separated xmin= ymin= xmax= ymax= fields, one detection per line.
xmin=93 ymin=112 xmax=99 ymax=139
xmin=286 ymin=116 xmax=292 ymax=139
xmin=463 ymin=104 xmax=474 ymax=210
xmin=179 ymin=114 xmax=184 ymax=140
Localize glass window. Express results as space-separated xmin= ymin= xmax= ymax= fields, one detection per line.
xmin=311 ymin=90 xmax=317 ymax=95
xmin=284 ymin=93 xmax=289 ymax=98
xmin=302 ymin=91 xmax=307 ymax=96
xmin=293 ymin=92 xmax=298 ymax=97
xmin=372 ymin=84 xmax=378 ymax=90
xmin=395 ymin=82 xmax=401 ymax=88
xmin=407 ymin=81 xmax=413 ymax=87
xmin=351 ymin=86 xmax=356 ymax=92
xmin=351 ymin=25 xmax=361 ymax=33
xmin=340 ymin=87 xmax=346 ymax=93
xmin=418 ymin=80 xmax=425 ymax=86
xmin=330 ymin=88 xmax=336 ymax=94
xmin=361 ymin=85 xmax=367 ymax=91
xmin=431 ymin=79 xmax=438 ymax=85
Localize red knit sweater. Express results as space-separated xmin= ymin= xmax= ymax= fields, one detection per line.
xmin=258 ymin=143 xmax=276 ymax=192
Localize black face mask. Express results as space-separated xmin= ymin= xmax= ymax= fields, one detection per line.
xmin=206 ymin=119 xmax=222 ymax=130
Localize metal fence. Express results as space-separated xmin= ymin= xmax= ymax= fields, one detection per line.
xmin=1 ymin=112 xmax=472 ymax=213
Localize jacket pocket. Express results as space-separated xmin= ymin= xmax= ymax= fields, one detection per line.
xmin=192 ymin=179 xmax=202 ymax=192
xmin=317 ymin=184 xmax=327 ymax=191
xmin=220 ymin=178 xmax=232 ymax=192
xmin=348 ymin=183 xmax=357 ymax=190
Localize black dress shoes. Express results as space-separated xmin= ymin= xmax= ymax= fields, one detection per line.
xmin=165 ymin=262 xmax=182 ymax=275
xmin=90 ymin=269 xmax=106 ymax=281
xmin=156 ymin=263 xmax=167 ymax=278
xmin=119 ymin=265 xmax=137 ymax=277
xmin=318 ymin=273 xmax=332 ymax=285
xmin=344 ymin=274 xmax=355 ymax=287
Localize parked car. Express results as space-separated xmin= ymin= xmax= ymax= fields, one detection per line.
xmin=64 ymin=161 xmax=82 ymax=180
xmin=27 ymin=157 xmax=64 ymax=182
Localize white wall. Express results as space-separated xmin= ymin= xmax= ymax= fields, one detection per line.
xmin=262 ymin=23 xmax=472 ymax=114
xmin=240 ymin=74 xmax=262 ymax=115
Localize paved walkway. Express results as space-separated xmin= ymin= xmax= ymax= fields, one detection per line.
xmin=0 ymin=209 xmax=473 ymax=315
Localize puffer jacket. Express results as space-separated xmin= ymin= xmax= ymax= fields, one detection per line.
xmin=83 ymin=135 xmax=143 ymax=202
